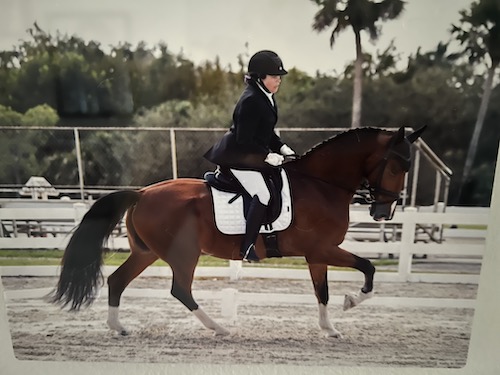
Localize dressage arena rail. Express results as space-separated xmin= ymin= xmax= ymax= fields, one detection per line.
xmin=0 ymin=204 xmax=488 ymax=284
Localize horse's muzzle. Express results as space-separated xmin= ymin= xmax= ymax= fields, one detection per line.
xmin=370 ymin=200 xmax=397 ymax=221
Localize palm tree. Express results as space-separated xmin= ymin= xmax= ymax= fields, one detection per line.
xmin=310 ymin=0 xmax=405 ymax=128
xmin=452 ymin=0 xmax=500 ymax=202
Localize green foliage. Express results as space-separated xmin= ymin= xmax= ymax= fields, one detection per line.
xmin=452 ymin=0 xmax=500 ymax=66
xmin=311 ymin=0 xmax=405 ymax=44
xmin=0 ymin=102 xmax=59 ymax=128
xmin=196 ymin=59 xmax=228 ymax=104
xmin=0 ymin=24 xmax=200 ymax=117
xmin=134 ymin=100 xmax=196 ymax=128
xmin=22 ymin=104 xmax=59 ymax=126
xmin=0 ymin=104 xmax=60 ymax=185
xmin=451 ymin=0 xmax=500 ymax=203
xmin=280 ymin=73 xmax=352 ymax=128
xmin=311 ymin=0 xmax=406 ymax=127
xmin=0 ymin=105 xmax=22 ymax=125
xmin=0 ymin=128 xmax=39 ymax=185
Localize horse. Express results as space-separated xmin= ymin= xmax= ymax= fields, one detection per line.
xmin=50 ymin=125 xmax=426 ymax=338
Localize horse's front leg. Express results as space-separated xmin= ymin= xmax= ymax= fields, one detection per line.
xmin=307 ymin=245 xmax=375 ymax=312
xmin=342 ymin=251 xmax=375 ymax=311
xmin=308 ymin=263 xmax=342 ymax=338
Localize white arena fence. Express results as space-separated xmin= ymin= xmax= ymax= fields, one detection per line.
xmin=0 ymin=204 xmax=488 ymax=284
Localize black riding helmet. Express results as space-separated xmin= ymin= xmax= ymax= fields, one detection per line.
xmin=248 ymin=50 xmax=288 ymax=77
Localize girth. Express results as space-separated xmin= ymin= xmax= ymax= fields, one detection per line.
xmin=204 ymin=167 xmax=284 ymax=226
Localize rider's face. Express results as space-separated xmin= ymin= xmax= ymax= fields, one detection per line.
xmin=261 ymin=75 xmax=281 ymax=94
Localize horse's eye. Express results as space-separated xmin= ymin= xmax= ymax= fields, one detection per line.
xmin=389 ymin=164 xmax=402 ymax=176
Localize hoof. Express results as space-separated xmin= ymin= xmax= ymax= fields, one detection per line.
xmin=343 ymin=290 xmax=374 ymax=311
xmin=213 ymin=327 xmax=230 ymax=336
xmin=107 ymin=320 xmax=129 ymax=336
xmin=362 ymin=290 xmax=374 ymax=300
xmin=343 ymin=293 xmax=356 ymax=311
xmin=324 ymin=329 xmax=343 ymax=339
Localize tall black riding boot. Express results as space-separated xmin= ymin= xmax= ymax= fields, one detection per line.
xmin=240 ymin=196 xmax=267 ymax=263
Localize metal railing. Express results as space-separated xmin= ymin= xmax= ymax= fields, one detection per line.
xmin=411 ymin=138 xmax=452 ymax=209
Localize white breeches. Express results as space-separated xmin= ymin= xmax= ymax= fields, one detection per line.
xmin=230 ymin=169 xmax=270 ymax=205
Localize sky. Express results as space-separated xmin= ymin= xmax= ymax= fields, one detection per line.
xmin=0 ymin=0 xmax=473 ymax=76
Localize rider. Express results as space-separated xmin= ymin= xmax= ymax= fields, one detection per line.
xmin=204 ymin=50 xmax=296 ymax=262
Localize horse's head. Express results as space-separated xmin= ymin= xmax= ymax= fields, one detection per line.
xmin=366 ymin=126 xmax=426 ymax=221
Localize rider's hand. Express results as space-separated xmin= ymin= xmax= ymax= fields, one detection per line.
xmin=265 ymin=152 xmax=285 ymax=166
xmin=280 ymin=144 xmax=296 ymax=156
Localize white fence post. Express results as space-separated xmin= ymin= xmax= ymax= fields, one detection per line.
xmin=73 ymin=128 xmax=85 ymax=202
xmin=229 ymin=260 xmax=242 ymax=281
xmin=170 ymin=128 xmax=178 ymax=179
xmin=73 ymin=203 xmax=88 ymax=224
xmin=220 ymin=288 xmax=238 ymax=323
xmin=399 ymin=207 xmax=417 ymax=281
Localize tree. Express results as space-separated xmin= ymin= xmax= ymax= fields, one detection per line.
xmin=22 ymin=103 xmax=59 ymax=126
xmin=452 ymin=0 xmax=500 ymax=203
xmin=0 ymin=104 xmax=22 ymax=126
xmin=0 ymin=104 xmax=60 ymax=185
xmin=310 ymin=0 xmax=405 ymax=127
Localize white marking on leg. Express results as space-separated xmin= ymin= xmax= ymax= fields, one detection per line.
xmin=107 ymin=305 xmax=128 ymax=335
xmin=343 ymin=290 xmax=374 ymax=311
xmin=318 ymin=304 xmax=342 ymax=338
xmin=193 ymin=307 xmax=230 ymax=336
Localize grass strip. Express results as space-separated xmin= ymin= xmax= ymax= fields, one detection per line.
xmin=0 ymin=249 xmax=398 ymax=268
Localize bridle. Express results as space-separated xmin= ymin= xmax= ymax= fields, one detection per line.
xmin=284 ymin=132 xmax=412 ymax=205
xmin=360 ymin=140 xmax=411 ymax=205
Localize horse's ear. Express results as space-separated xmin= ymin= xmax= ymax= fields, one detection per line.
xmin=391 ymin=126 xmax=405 ymax=145
xmin=393 ymin=126 xmax=406 ymax=144
xmin=407 ymin=125 xmax=427 ymax=144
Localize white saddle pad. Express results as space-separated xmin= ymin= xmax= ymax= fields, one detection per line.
xmin=209 ymin=169 xmax=293 ymax=235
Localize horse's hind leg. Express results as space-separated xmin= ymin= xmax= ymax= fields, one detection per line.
xmin=163 ymin=215 xmax=229 ymax=336
xmin=168 ymin=257 xmax=229 ymax=336
xmin=106 ymin=249 xmax=159 ymax=335
xmin=308 ymin=264 xmax=342 ymax=338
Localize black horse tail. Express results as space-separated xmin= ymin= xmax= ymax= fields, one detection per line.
xmin=50 ymin=190 xmax=141 ymax=310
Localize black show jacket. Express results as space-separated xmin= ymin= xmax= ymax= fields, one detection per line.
xmin=204 ymin=80 xmax=284 ymax=170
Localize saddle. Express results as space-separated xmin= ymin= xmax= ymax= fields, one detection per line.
xmin=204 ymin=167 xmax=292 ymax=258
xmin=204 ymin=167 xmax=284 ymax=226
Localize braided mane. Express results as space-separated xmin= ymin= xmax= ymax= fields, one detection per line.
xmin=302 ymin=127 xmax=387 ymax=157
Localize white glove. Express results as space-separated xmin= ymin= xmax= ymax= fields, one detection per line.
xmin=265 ymin=152 xmax=285 ymax=166
xmin=280 ymin=144 xmax=296 ymax=156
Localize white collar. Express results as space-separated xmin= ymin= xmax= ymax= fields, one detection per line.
xmin=256 ymin=81 xmax=274 ymax=106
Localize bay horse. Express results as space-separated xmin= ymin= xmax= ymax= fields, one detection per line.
xmin=51 ymin=126 xmax=425 ymax=338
